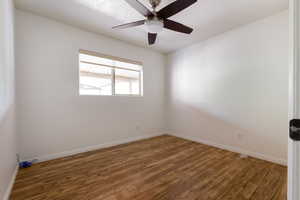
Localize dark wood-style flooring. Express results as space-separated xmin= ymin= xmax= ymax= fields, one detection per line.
xmin=11 ymin=135 xmax=287 ymax=200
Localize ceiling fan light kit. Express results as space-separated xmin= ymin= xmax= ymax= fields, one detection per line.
xmin=113 ymin=0 xmax=197 ymax=45
xmin=145 ymin=17 xmax=164 ymax=33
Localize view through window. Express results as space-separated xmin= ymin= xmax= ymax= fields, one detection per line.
xmin=79 ymin=50 xmax=143 ymax=96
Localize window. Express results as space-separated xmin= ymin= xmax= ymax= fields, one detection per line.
xmin=79 ymin=50 xmax=143 ymax=96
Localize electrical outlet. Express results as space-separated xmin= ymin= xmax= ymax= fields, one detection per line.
xmin=237 ymin=132 xmax=244 ymax=141
xmin=136 ymin=126 xmax=141 ymax=131
xmin=16 ymin=154 xmax=20 ymax=163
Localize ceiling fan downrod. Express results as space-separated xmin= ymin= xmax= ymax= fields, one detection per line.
xmin=149 ymin=0 xmax=161 ymax=9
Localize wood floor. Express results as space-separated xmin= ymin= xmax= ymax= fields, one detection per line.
xmin=11 ymin=135 xmax=287 ymax=200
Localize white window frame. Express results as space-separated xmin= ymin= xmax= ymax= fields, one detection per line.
xmin=79 ymin=49 xmax=143 ymax=97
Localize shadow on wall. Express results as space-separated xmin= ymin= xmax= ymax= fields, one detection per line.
xmin=167 ymin=100 xmax=286 ymax=160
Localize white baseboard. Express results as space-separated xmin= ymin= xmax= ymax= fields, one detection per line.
xmin=3 ymin=164 xmax=19 ymax=200
xmin=28 ymin=133 xmax=164 ymax=163
xmin=169 ymin=133 xmax=287 ymax=166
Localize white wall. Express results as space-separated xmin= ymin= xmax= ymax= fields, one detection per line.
xmin=0 ymin=0 xmax=17 ymax=199
xmin=15 ymin=10 xmax=166 ymax=161
xmin=166 ymin=11 xmax=289 ymax=164
xmin=15 ymin=8 xmax=289 ymax=166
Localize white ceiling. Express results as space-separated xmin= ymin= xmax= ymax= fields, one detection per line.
xmin=15 ymin=0 xmax=288 ymax=53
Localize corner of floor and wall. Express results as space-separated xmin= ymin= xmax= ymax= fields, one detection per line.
xmin=0 ymin=0 xmax=18 ymax=200
xmin=1 ymin=1 xmax=290 ymax=199
xmin=165 ymin=10 xmax=289 ymax=166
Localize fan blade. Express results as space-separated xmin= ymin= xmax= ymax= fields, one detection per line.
xmin=113 ymin=20 xmax=145 ymax=29
xmin=164 ymin=19 xmax=193 ymax=34
xmin=157 ymin=0 xmax=197 ymax=19
xmin=124 ymin=0 xmax=153 ymax=17
xmin=148 ymin=33 xmax=157 ymax=45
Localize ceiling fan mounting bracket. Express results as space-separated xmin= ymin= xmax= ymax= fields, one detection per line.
xmin=149 ymin=0 xmax=161 ymax=8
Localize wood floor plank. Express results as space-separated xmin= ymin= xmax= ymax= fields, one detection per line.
xmin=10 ymin=135 xmax=287 ymax=200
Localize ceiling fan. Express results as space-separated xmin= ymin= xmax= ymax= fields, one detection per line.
xmin=112 ymin=0 xmax=197 ymax=45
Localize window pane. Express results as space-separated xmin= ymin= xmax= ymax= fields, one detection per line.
xmin=79 ymin=53 xmax=114 ymax=66
xmin=79 ymin=51 xmax=143 ymax=96
xmin=114 ymin=60 xmax=141 ymax=71
xmin=80 ymin=62 xmax=112 ymax=95
xmin=115 ymin=69 xmax=140 ymax=95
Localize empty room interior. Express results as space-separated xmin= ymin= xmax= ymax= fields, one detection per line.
xmin=1 ymin=0 xmax=291 ymax=199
